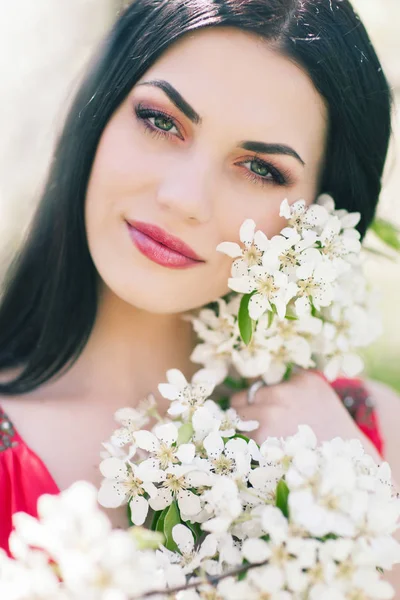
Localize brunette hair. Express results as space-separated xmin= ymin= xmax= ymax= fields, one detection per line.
xmin=0 ymin=0 xmax=392 ymax=393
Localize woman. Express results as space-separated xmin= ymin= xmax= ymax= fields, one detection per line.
xmin=0 ymin=0 xmax=399 ymax=583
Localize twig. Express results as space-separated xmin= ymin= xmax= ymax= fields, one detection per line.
xmin=139 ymin=558 xmax=269 ymax=598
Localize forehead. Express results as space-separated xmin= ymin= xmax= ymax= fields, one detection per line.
xmin=138 ymin=27 xmax=327 ymax=166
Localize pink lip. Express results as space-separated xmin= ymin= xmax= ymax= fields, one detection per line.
xmin=126 ymin=220 xmax=205 ymax=269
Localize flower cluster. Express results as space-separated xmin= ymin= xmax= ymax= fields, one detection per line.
xmin=95 ymin=370 xmax=400 ymax=599
xmin=0 ymin=481 xmax=172 ymax=600
xmin=190 ymin=194 xmax=381 ymax=385
xmin=2 ymin=371 xmax=400 ymax=599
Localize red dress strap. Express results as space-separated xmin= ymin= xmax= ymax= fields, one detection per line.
xmin=331 ymin=377 xmax=384 ymax=457
xmin=0 ymin=405 xmax=60 ymax=555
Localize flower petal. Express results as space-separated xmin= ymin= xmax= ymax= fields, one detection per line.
xmin=249 ymin=293 xmax=270 ymax=320
xmin=172 ymin=524 xmax=195 ymax=554
xmin=228 ymin=276 xmax=256 ymax=294
xmin=129 ymin=495 xmax=149 ymax=526
xmin=176 ymin=443 xmax=196 ymax=464
xmin=134 ymin=430 xmax=159 ymax=452
xmin=203 ymin=432 xmax=224 ymax=459
xmin=216 ymin=241 xmax=242 ymax=258
xmin=99 ymin=457 xmax=128 ymax=479
xmin=166 ymin=369 xmax=188 ymax=386
xmin=279 ymin=199 xmax=291 ymax=219
xmin=97 ymin=479 xmax=128 ymax=508
xmin=149 ymin=488 xmax=173 ymax=511
xmin=253 ymin=229 xmax=270 ymax=251
xmin=295 ymin=296 xmax=311 ymax=317
xmin=242 ymin=538 xmax=271 ymax=563
xmin=178 ymin=490 xmax=202 ymax=515
xmin=231 ymin=258 xmax=249 ymax=278
xmin=240 ymin=219 xmax=256 ymax=245
xmin=154 ymin=422 xmax=178 ymax=446
xmin=158 ymin=383 xmax=180 ymax=400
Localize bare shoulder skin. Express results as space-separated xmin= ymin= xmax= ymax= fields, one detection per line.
xmin=367 ymin=379 xmax=400 ymax=482
xmin=0 ymin=377 xmax=131 ymax=529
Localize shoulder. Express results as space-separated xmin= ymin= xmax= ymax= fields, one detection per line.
xmin=365 ymin=379 xmax=400 ymax=477
xmin=0 ymin=368 xmax=56 ymax=454
xmin=366 ymin=378 xmax=400 ymax=424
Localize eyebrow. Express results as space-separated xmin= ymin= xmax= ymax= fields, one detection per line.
xmin=137 ymin=79 xmax=305 ymax=166
xmin=239 ymin=141 xmax=305 ymax=166
xmin=137 ymin=79 xmax=202 ymax=125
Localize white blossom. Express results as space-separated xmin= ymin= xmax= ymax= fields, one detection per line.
xmin=98 ymin=454 xmax=163 ymax=525
xmin=3 ymin=482 xmax=168 ymax=599
xmin=279 ymin=198 xmax=329 ymax=234
xmin=229 ymin=268 xmax=297 ymax=320
xmin=216 ymin=218 xmax=269 ymax=276
xmin=201 ymin=477 xmax=242 ymax=534
xmin=110 ymin=395 xmax=158 ymax=448
xmin=158 ymin=525 xmax=217 ymax=574
xmin=149 ymin=464 xmax=210 ymax=517
xmin=159 ymin=369 xmax=215 ymax=419
xmin=189 ymin=193 xmax=381 ymax=385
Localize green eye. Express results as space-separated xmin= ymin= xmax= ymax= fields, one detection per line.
xmin=153 ymin=116 xmax=174 ymax=131
xmin=251 ymin=160 xmax=270 ymax=177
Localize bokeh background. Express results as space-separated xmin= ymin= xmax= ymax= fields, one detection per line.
xmin=0 ymin=0 xmax=399 ymax=390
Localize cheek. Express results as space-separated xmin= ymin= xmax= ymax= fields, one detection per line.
xmin=217 ymin=198 xmax=287 ymax=246
xmin=88 ymin=108 xmax=165 ymax=202
xmin=217 ymin=179 xmax=322 ymax=245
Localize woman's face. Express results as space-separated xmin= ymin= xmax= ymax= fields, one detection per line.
xmin=85 ymin=27 xmax=327 ymax=314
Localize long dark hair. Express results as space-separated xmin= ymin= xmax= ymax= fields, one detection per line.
xmin=0 ymin=0 xmax=392 ymax=394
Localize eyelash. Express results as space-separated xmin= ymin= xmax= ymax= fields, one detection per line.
xmin=134 ymin=103 xmax=291 ymax=187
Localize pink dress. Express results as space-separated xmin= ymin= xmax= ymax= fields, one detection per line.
xmin=0 ymin=377 xmax=384 ymax=555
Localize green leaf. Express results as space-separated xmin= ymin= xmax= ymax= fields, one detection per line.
xmin=275 ymin=479 xmax=290 ymax=518
xmin=177 ymin=423 xmax=194 ymax=445
xmin=371 ymin=218 xmax=400 ymax=252
xmin=238 ymin=561 xmax=249 ymax=580
xmin=155 ymin=507 xmax=168 ymax=534
xmin=127 ymin=503 xmax=134 ymax=527
xmin=163 ymin=501 xmax=181 ymax=552
xmin=283 ymin=364 xmax=293 ymax=381
xmin=217 ymin=395 xmax=231 ymax=410
xmin=232 ymin=433 xmax=251 ymax=443
xmin=186 ymin=521 xmax=203 ymax=543
xmin=311 ymin=302 xmax=318 ymax=318
xmin=223 ymin=376 xmax=248 ymax=391
xmin=151 ymin=509 xmax=163 ymax=531
xmin=239 ymin=293 xmax=255 ymax=345
xmin=267 ymin=309 xmax=274 ymax=329
xmin=285 ymin=314 xmax=298 ymax=321
xmin=223 ymin=432 xmax=251 ymax=445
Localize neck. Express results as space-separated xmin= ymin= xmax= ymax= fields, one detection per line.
xmin=56 ymin=284 xmax=199 ymax=409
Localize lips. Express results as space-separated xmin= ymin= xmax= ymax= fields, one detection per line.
xmin=126 ymin=220 xmax=205 ymax=269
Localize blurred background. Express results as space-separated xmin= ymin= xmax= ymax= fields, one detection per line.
xmin=0 ymin=0 xmax=399 ymax=390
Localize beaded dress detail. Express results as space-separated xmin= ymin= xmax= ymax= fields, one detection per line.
xmin=331 ymin=377 xmax=384 ymax=455
xmin=0 ymin=407 xmax=18 ymax=452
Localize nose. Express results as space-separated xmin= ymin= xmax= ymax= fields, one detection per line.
xmin=155 ymin=153 xmax=214 ymax=224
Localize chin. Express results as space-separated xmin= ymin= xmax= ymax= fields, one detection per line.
xmin=98 ymin=272 xmax=219 ymax=315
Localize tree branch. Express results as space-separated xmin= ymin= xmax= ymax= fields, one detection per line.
xmin=139 ymin=558 xmax=269 ymax=598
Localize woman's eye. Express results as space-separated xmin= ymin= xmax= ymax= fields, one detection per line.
xmin=150 ymin=115 xmax=176 ymax=133
xmin=134 ymin=104 xmax=182 ymax=139
xmin=248 ymin=160 xmax=273 ymax=178
xmin=239 ymin=158 xmax=287 ymax=186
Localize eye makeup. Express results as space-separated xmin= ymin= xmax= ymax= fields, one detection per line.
xmin=133 ymin=101 xmax=295 ymax=188
xmin=134 ymin=102 xmax=184 ymax=140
